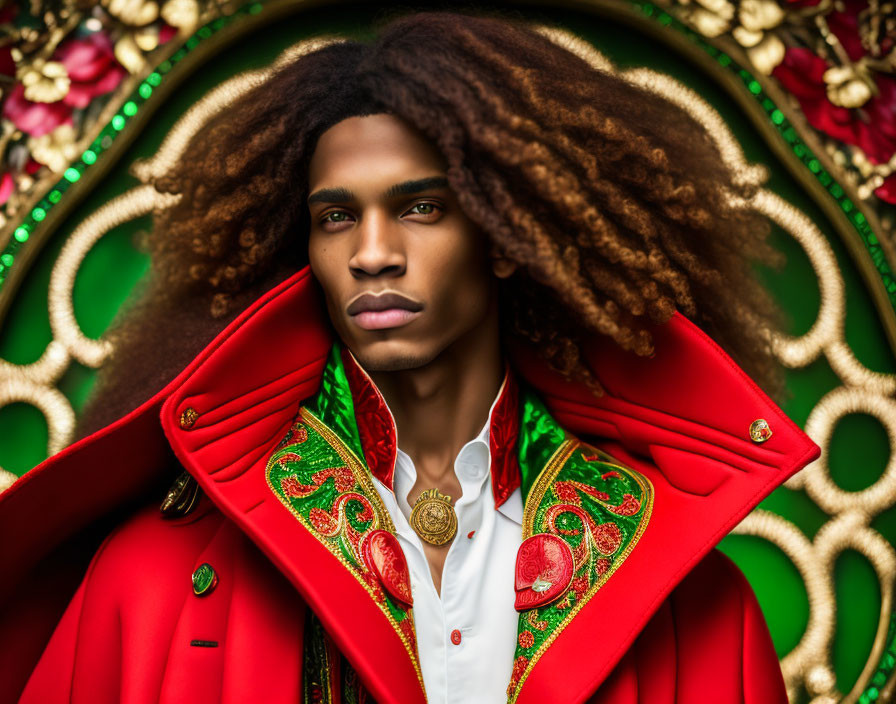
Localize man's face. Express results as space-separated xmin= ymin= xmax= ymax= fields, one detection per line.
xmin=307 ymin=113 xmax=501 ymax=371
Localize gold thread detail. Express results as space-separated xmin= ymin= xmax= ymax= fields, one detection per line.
xmin=265 ymin=406 xmax=424 ymax=694
xmin=512 ymin=440 xmax=655 ymax=702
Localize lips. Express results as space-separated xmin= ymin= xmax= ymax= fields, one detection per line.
xmin=346 ymin=291 xmax=424 ymax=331
xmin=346 ymin=292 xmax=424 ymax=315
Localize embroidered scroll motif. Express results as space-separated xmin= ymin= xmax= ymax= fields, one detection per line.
xmin=508 ymin=442 xmax=654 ymax=701
xmin=266 ymin=406 xmax=421 ymax=684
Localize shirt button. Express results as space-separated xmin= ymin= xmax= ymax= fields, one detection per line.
xmin=450 ymin=629 xmax=462 ymax=645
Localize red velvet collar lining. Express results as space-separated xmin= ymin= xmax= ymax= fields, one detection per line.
xmin=340 ymin=346 xmax=521 ymax=508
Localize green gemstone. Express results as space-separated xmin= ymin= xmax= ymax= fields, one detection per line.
xmin=32 ymin=207 xmax=46 ymax=222
xmin=64 ymin=167 xmax=80 ymax=183
xmin=192 ymin=563 xmax=217 ymax=596
xmin=123 ymin=101 xmax=138 ymax=116
xmin=14 ymin=227 xmax=28 ymax=242
xmin=112 ymin=114 xmax=126 ymax=131
xmin=82 ymin=150 xmax=96 ymax=165
xmin=139 ymin=83 xmax=152 ymax=99
xmin=1 ymin=253 xmax=13 ymax=266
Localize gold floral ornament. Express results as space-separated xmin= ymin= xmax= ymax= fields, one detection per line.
xmin=161 ymin=0 xmax=200 ymax=32
xmin=731 ymin=0 xmax=785 ymax=76
xmin=672 ymin=0 xmax=787 ymax=75
xmin=15 ymin=53 xmax=70 ymax=103
xmin=675 ymin=0 xmax=735 ymax=39
xmin=102 ymin=0 xmax=160 ymax=27
xmin=28 ymin=124 xmax=78 ymax=174
xmin=109 ymin=0 xmax=200 ymax=72
xmin=822 ymin=62 xmax=877 ymax=109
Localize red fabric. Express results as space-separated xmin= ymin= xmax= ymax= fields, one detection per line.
xmin=16 ymin=502 xmax=784 ymax=704
xmin=0 ymin=265 xmax=820 ymax=703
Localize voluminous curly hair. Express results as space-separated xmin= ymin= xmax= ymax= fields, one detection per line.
xmin=76 ymin=7 xmax=789 ymax=440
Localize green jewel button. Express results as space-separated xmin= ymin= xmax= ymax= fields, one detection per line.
xmin=192 ymin=563 xmax=218 ymax=596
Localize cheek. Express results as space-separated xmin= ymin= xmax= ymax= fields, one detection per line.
xmin=309 ymin=238 xmax=334 ymax=287
xmin=431 ymin=238 xmax=493 ymax=316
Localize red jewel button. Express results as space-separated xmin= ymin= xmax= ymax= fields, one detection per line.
xmin=361 ymin=529 xmax=413 ymax=608
xmin=450 ymin=629 xmax=462 ymax=645
xmin=514 ymin=534 xmax=575 ymax=611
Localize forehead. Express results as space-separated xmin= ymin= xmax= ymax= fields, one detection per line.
xmin=308 ymin=113 xmax=447 ymax=189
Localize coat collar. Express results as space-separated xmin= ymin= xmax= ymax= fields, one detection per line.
xmin=153 ymin=267 xmax=819 ymax=704
xmin=1 ymin=265 xmax=818 ymax=704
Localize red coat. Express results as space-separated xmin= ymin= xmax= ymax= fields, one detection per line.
xmin=0 ymin=267 xmax=821 ymax=703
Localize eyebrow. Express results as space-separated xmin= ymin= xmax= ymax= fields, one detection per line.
xmin=307 ymin=175 xmax=450 ymax=206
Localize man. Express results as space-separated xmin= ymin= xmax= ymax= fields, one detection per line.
xmin=0 ymin=10 xmax=819 ymax=703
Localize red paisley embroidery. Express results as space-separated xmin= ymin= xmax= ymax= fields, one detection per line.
xmin=307 ymin=493 xmax=377 ymax=563
xmin=608 ymin=493 xmax=641 ymax=516
xmin=281 ymin=475 xmax=316 ymax=498
xmin=552 ymin=479 xmax=638 ymax=517
xmin=399 ymin=617 xmax=418 ymax=653
xmin=313 ymin=466 xmax=355 ymax=492
xmin=507 ymin=655 xmax=530 ymax=697
xmin=592 ymin=522 xmax=623 ymax=555
xmin=279 ymin=466 xmax=355 ymax=498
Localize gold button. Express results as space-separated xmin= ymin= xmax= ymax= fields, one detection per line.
xmin=179 ymin=407 xmax=199 ymax=429
xmin=749 ymin=418 xmax=772 ymax=443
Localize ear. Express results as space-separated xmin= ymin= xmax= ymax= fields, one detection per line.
xmin=490 ymin=245 xmax=517 ymax=279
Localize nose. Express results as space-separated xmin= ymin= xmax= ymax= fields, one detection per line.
xmin=348 ymin=210 xmax=406 ymax=278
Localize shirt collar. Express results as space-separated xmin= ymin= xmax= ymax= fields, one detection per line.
xmin=338 ymin=341 xmax=522 ymax=509
xmin=390 ymin=381 xmax=524 ymax=524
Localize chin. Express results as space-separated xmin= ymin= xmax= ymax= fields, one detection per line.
xmin=348 ymin=338 xmax=438 ymax=373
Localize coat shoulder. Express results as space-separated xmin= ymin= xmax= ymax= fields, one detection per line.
xmin=86 ymin=490 xmax=229 ymax=602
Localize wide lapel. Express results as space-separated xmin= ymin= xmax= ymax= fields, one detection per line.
xmin=508 ymin=314 xmax=821 ymax=704
xmin=264 ymin=342 xmax=422 ymax=689
xmin=160 ymin=273 xmax=427 ymax=704
xmin=507 ymin=389 xmax=652 ymax=702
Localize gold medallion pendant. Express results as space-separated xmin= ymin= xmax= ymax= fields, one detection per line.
xmin=410 ymin=488 xmax=458 ymax=546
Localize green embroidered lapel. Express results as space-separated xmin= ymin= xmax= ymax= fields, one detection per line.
xmin=508 ymin=390 xmax=654 ymax=702
xmin=265 ymin=342 xmax=421 ymax=686
xmin=266 ymin=341 xmax=653 ymax=704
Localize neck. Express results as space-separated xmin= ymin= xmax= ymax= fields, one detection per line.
xmin=368 ymin=313 xmax=504 ymax=488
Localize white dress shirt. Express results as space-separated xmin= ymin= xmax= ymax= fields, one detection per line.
xmin=371 ymin=392 xmax=524 ymax=704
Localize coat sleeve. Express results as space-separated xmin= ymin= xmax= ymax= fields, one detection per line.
xmin=672 ymin=548 xmax=789 ymax=704
xmin=595 ymin=547 xmax=789 ymax=704
xmin=17 ymin=527 xmax=125 ymax=704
